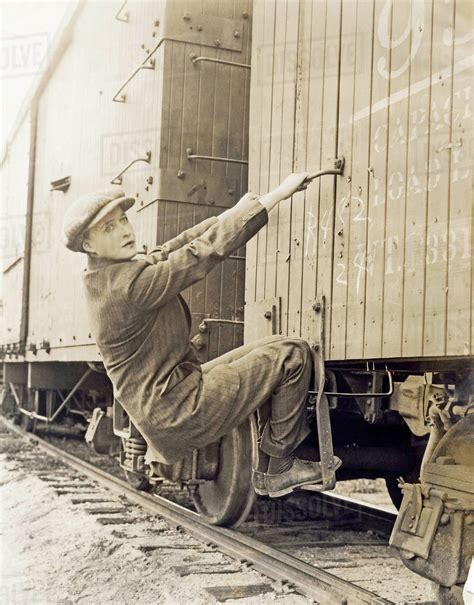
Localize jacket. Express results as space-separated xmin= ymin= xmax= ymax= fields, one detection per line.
xmin=82 ymin=192 xmax=268 ymax=463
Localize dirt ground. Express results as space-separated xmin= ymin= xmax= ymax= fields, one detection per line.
xmin=0 ymin=425 xmax=434 ymax=605
xmin=0 ymin=431 xmax=309 ymax=605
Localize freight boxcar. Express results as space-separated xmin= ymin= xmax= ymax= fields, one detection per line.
xmin=0 ymin=1 xmax=472 ymax=600
xmin=246 ymin=0 xmax=473 ymax=599
xmin=1 ymin=0 xmax=252 ymax=427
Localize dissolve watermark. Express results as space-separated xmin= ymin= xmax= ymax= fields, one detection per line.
xmin=0 ymin=212 xmax=50 ymax=260
xmin=1 ymin=33 xmax=50 ymax=79
xmin=100 ymin=130 xmax=155 ymax=181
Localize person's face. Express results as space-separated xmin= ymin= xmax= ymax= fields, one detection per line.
xmin=82 ymin=206 xmax=137 ymax=260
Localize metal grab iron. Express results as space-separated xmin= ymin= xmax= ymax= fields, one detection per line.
xmin=186 ymin=147 xmax=248 ymax=165
xmin=189 ymin=53 xmax=251 ymax=70
xmin=112 ymin=59 xmax=155 ymax=102
xmin=297 ymin=157 xmax=345 ymax=190
xmin=110 ymin=151 xmax=152 ymax=185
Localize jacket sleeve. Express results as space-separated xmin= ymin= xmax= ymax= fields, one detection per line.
xmin=127 ymin=193 xmax=267 ymax=311
xmin=147 ymin=216 xmax=219 ymax=262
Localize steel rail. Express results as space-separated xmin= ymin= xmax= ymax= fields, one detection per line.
xmin=1 ymin=416 xmax=394 ymax=605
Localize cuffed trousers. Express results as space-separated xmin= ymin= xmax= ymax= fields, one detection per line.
xmin=201 ymin=336 xmax=313 ymax=458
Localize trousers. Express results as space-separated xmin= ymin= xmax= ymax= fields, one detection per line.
xmin=201 ymin=335 xmax=313 ymax=458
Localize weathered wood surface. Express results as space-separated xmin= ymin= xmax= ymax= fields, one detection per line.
xmin=18 ymin=0 xmax=252 ymax=361
xmin=247 ymin=0 xmax=473 ymax=362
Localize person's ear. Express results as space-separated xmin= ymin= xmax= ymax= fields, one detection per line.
xmin=82 ymin=234 xmax=94 ymax=254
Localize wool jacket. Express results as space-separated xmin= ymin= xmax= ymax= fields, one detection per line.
xmin=82 ymin=193 xmax=268 ymax=464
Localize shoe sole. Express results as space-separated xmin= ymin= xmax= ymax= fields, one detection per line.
xmin=268 ymin=458 xmax=343 ymax=498
xmin=268 ymin=477 xmax=323 ymax=498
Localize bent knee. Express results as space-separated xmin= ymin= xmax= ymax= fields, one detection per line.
xmin=280 ymin=337 xmax=312 ymax=367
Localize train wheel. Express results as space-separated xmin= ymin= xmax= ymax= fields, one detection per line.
xmin=123 ymin=469 xmax=154 ymax=492
xmin=385 ymin=476 xmax=403 ymax=509
xmin=192 ymin=416 xmax=256 ymax=528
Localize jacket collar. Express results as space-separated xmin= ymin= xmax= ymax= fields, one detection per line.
xmin=86 ymin=255 xmax=132 ymax=271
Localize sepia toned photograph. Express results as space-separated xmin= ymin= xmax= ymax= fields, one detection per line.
xmin=1 ymin=1 xmax=472 ymax=603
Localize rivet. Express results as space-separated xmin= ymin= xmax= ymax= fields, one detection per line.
xmin=177 ymin=170 xmax=185 ymax=179
xmin=183 ymin=12 xmax=191 ymax=20
xmin=233 ymin=31 xmax=241 ymax=38
xmin=214 ymin=39 xmax=221 ymax=46
xmin=312 ymin=302 xmax=321 ymax=313
xmin=197 ymin=24 xmax=203 ymax=31
xmin=227 ymin=189 xmax=234 ymax=195
xmin=242 ymin=11 xmax=249 ymax=19
xmin=154 ymin=19 xmax=160 ymax=26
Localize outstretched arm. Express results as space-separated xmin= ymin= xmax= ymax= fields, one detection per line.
xmin=128 ymin=173 xmax=310 ymax=311
xmin=217 ymin=172 xmax=310 ymax=222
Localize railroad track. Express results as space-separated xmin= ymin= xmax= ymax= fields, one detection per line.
xmin=0 ymin=416 xmax=434 ymax=604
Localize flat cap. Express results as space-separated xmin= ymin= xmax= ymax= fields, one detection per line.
xmin=62 ymin=187 xmax=135 ymax=252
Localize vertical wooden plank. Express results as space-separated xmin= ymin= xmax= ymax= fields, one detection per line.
xmin=254 ymin=0 xmax=277 ymax=308
xmin=300 ymin=0 xmax=326 ymax=345
xmin=380 ymin=0 xmax=414 ymax=358
xmin=345 ymin=0 xmax=375 ymax=359
xmin=245 ymin=0 xmax=266 ymax=315
xmin=212 ymin=0 xmax=237 ymax=353
xmin=180 ymin=41 xmax=201 ymax=171
xmin=401 ymin=0 xmax=434 ymax=357
xmin=189 ymin=202 xmax=209 ymax=339
xmin=363 ymin=0 xmax=392 ymax=359
xmin=195 ymin=4 xmax=218 ymax=175
xmin=423 ymin=0 xmax=456 ymax=356
xmin=275 ymin=0 xmax=299 ymax=335
xmin=167 ymin=42 xmax=186 ymax=170
xmin=263 ymin=0 xmax=287 ymax=307
xmin=446 ymin=0 xmax=473 ymax=356
xmin=330 ymin=0 xmax=358 ymax=359
xmin=288 ymin=0 xmax=312 ymax=337
xmin=315 ymin=0 xmax=342 ymax=357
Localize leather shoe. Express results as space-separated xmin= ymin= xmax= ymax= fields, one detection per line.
xmin=252 ymin=469 xmax=268 ymax=496
xmin=265 ymin=456 xmax=342 ymax=498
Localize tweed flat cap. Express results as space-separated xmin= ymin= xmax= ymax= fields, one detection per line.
xmin=62 ymin=187 xmax=135 ymax=252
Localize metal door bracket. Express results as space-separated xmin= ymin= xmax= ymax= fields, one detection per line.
xmin=110 ymin=151 xmax=152 ymax=185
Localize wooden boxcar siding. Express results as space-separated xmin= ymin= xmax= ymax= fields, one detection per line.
xmin=246 ymin=0 xmax=473 ymax=361
xmin=26 ymin=0 xmax=251 ymax=362
xmin=0 ymin=113 xmax=31 ymax=345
